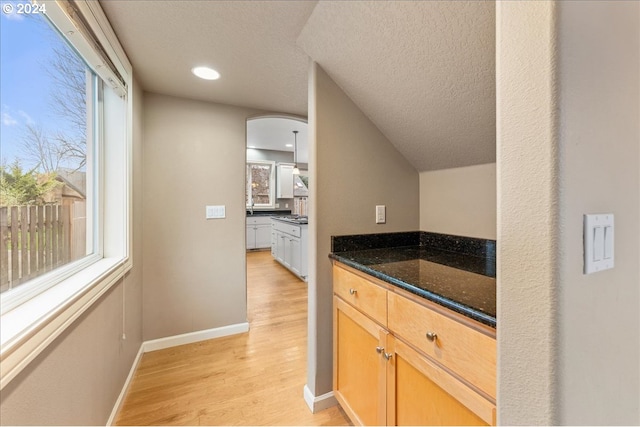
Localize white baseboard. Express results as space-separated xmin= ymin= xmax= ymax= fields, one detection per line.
xmin=107 ymin=343 xmax=144 ymax=426
xmin=142 ymin=322 xmax=250 ymax=353
xmin=303 ymin=384 xmax=338 ymax=413
xmin=108 ymin=322 xmax=249 ymax=425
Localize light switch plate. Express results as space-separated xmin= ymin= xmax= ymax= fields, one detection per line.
xmin=376 ymin=205 xmax=386 ymax=224
xmin=206 ymin=205 xmax=226 ymax=219
xmin=584 ymin=213 xmax=614 ymax=274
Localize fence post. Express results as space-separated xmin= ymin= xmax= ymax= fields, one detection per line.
xmin=10 ymin=206 xmax=19 ymax=287
xmin=45 ymin=205 xmax=52 ymax=273
xmin=29 ymin=206 xmax=37 ymax=281
xmin=0 ymin=207 xmax=8 ymax=292
xmin=20 ymin=206 xmax=28 ymax=282
xmin=62 ymin=204 xmax=70 ymax=264
xmin=38 ymin=205 xmax=44 ymax=275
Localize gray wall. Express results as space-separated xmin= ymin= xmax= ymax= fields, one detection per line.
xmin=556 ymin=1 xmax=639 ymax=424
xmin=419 ymin=163 xmax=496 ymax=240
xmin=246 ymin=148 xmax=293 ymax=164
xmin=497 ymin=1 xmax=640 ymax=425
xmin=307 ymin=63 xmax=419 ymax=397
xmin=0 ymin=80 xmax=145 ymax=426
xmin=142 ymin=93 xmax=264 ymax=340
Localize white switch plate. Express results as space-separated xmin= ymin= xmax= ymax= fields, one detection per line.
xmin=206 ymin=205 xmax=226 ymax=219
xmin=584 ymin=213 xmax=614 ymax=274
xmin=376 ymin=205 xmax=386 ymax=224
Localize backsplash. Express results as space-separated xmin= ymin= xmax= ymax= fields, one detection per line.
xmin=332 ymin=231 xmax=496 ymax=260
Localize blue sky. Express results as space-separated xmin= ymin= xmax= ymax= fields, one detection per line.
xmin=1 ymin=1 xmax=78 ymax=169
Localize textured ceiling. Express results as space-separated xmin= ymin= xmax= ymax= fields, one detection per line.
xmin=100 ymin=0 xmax=316 ymax=115
xmin=297 ymin=1 xmax=496 ymax=171
xmin=100 ymin=1 xmax=496 ymax=172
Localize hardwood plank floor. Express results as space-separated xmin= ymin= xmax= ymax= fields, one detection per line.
xmin=115 ymin=250 xmax=350 ymax=426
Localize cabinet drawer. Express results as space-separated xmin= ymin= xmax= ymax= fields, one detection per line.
xmin=272 ymin=220 xmax=301 ymax=237
xmin=246 ymin=216 xmax=271 ymax=225
xmin=333 ymin=266 xmax=387 ymax=325
xmin=388 ymin=292 xmax=496 ymax=398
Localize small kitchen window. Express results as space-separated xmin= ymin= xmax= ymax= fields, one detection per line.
xmin=246 ymin=160 xmax=275 ymax=208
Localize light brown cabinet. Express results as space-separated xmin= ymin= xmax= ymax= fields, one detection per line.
xmin=333 ymin=262 xmax=496 ymax=426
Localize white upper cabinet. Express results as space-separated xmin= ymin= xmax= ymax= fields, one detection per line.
xmin=277 ymin=164 xmax=294 ymax=199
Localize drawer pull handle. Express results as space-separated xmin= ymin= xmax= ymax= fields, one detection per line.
xmin=375 ymin=346 xmax=384 ymax=354
xmin=426 ymin=332 xmax=438 ymax=342
xmin=349 ymin=288 xmax=357 ymax=295
xmin=383 ymin=352 xmax=393 ymax=361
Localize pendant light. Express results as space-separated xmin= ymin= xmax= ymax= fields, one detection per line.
xmin=292 ymin=130 xmax=300 ymax=175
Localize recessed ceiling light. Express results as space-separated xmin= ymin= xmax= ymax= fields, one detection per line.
xmin=285 ymin=144 xmax=293 ymax=148
xmin=192 ymin=66 xmax=220 ymax=80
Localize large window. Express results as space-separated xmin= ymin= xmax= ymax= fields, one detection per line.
xmin=0 ymin=0 xmax=132 ymax=390
xmin=1 ymin=8 xmax=95 ymax=294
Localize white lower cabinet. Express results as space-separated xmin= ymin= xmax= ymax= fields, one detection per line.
xmin=246 ymin=216 xmax=272 ymax=250
xmin=271 ymin=219 xmax=308 ymax=281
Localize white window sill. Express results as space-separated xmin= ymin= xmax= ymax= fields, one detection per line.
xmin=0 ymin=257 xmax=130 ymax=389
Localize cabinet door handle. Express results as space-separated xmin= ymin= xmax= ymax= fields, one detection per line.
xmin=426 ymin=331 xmax=438 ymax=342
xmin=375 ymin=346 xmax=384 ymax=354
xmin=383 ymin=352 xmax=393 ymax=361
xmin=349 ymin=288 xmax=357 ymax=295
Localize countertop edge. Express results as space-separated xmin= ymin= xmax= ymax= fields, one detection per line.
xmin=329 ymin=253 xmax=496 ymax=329
xmin=270 ymin=217 xmax=308 ymax=225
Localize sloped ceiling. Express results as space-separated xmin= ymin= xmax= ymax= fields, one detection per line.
xmin=100 ymin=1 xmax=495 ymax=172
xmin=297 ymin=1 xmax=496 ymax=171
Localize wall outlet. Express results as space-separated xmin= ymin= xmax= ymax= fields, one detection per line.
xmin=376 ymin=205 xmax=386 ymax=224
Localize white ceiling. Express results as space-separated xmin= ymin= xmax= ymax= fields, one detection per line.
xmin=247 ymin=117 xmax=308 ymax=163
xmin=100 ymin=1 xmax=315 ymax=115
xmin=100 ymin=1 xmax=495 ymax=172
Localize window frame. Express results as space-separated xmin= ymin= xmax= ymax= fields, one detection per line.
xmin=0 ymin=0 xmax=132 ymax=390
xmin=246 ymin=160 xmax=276 ymax=209
xmin=0 ymin=69 xmax=100 ymax=313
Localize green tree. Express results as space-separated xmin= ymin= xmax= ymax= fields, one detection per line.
xmin=0 ymin=161 xmax=59 ymax=206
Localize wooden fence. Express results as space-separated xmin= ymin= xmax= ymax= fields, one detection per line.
xmin=0 ymin=204 xmax=75 ymax=293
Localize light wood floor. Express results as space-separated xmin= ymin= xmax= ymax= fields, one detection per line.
xmin=115 ymin=250 xmax=350 ymax=426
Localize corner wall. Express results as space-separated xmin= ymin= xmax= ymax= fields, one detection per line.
xmin=307 ymin=63 xmax=419 ymax=399
xmin=142 ymin=93 xmax=264 ymax=340
xmin=419 ymin=163 xmax=496 ymax=240
xmin=497 ymin=1 xmax=640 ymax=424
xmin=496 ymin=2 xmax=560 ymax=424
xmin=0 ymin=79 xmax=145 ymax=426
xmin=556 ymin=2 xmax=639 ymax=424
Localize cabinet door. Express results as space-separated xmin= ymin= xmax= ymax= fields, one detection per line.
xmin=276 ymin=164 xmax=294 ymax=198
xmin=255 ymin=224 xmax=271 ymax=249
xmin=334 ymin=297 xmax=387 ymax=426
xmin=270 ymin=230 xmax=277 ymax=257
xmin=386 ymin=335 xmax=495 ymax=426
xmin=288 ymin=236 xmax=301 ymax=275
xmin=276 ymin=232 xmax=286 ymax=264
xmin=246 ymin=225 xmax=256 ymax=249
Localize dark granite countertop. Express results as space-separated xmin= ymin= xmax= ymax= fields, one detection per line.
xmin=329 ymin=232 xmax=496 ymax=328
xmin=271 ymin=215 xmax=308 ymax=225
xmin=246 ymin=209 xmax=291 ymax=217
